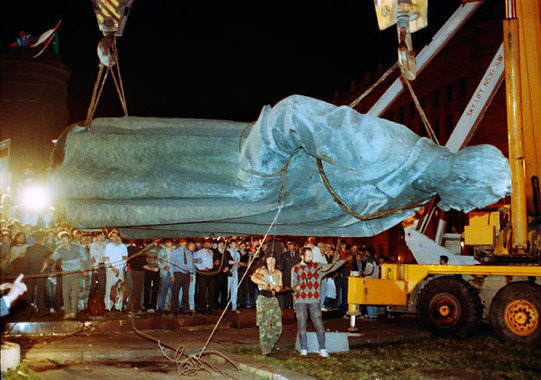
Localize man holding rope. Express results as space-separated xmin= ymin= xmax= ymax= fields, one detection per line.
xmin=292 ymin=246 xmax=344 ymax=357
xmin=250 ymin=255 xmax=283 ymax=356
xmin=104 ymin=229 xmax=127 ymax=312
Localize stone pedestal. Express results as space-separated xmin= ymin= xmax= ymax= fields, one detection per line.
xmin=1 ymin=341 xmax=21 ymax=372
xmin=295 ymin=332 xmax=349 ymax=353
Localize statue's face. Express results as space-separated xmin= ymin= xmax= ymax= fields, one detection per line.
xmin=426 ymin=145 xmax=511 ymax=213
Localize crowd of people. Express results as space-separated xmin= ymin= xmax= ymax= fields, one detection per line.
xmin=1 ymin=216 xmax=390 ymax=321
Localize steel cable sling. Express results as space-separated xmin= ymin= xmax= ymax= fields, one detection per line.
xmin=85 ymin=36 xmax=128 ymax=131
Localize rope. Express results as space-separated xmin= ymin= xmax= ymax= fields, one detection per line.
xmin=2 ymin=240 xmax=159 ymax=282
xmin=401 ymin=74 xmax=439 ymax=144
xmin=349 ymin=63 xmax=398 ymax=109
xmin=132 ymin=321 xmax=240 ymax=378
xmin=84 ymin=37 xmax=128 ymax=131
xmin=113 ymin=41 xmax=128 ymax=116
xmin=84 ymin=63 xmax=105 ymax=130
xmin=238 ymin=122 xmax=255 ymax=153
xmin=87 ymin=67 xmax=110 ymax=126
xmin=197 ymin=204 xmax=283 ymax=358
xmin=110 ymin=65 xmax=128 ymax=116
xmin=400 ymin=72 xmax=442 ymax=231
xmin=316 ymin=158 xmax=431 ymax=221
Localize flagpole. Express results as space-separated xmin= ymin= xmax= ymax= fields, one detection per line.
xmin=53 ymin=33 xmax=59 ymax=54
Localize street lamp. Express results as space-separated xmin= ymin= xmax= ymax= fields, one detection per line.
xmin=19 ymin=184 xmax=51 ymax=212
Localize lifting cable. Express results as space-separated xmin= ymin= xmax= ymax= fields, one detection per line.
xmin=349 ymin=62 xmax=398 ymax=109
xmin=84 ymin=36 xmax=128 ymax=131
xmin=400 ymin=70 xmax=441 ymax=233
xmin=401 ymin=73 xmax=439 ymax=145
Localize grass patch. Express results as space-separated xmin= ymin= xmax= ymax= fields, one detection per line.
xmin=1 ymin=363 xmax=39 ymax=380
xmin=228 ymin=335 xmax=541 ymax=379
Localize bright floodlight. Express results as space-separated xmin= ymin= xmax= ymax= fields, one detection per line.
xmin=20 ymin=185 xmax=50 ymax=211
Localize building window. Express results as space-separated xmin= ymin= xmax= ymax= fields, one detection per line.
xmin=409 ymin=102 xmax=416 ymax=120
xmin=459 ymin=77 xmax=467 ymax=97
xmin=388 ymin=111 xmax=394 ymax=121
xmin=446 ymin=84 xmax=453 ymax=102
xmin=399 ymin=107 xmax=404 ymax=123
xmin=433 ymin=90 xmax=439 ymax=108
xmin=447 ymin=114 xmax=454 ymax=135
xmin=420 ymin=96 xmax=426 ymax=108
xmin=434 ymin=119 xmax=440 ymax=138
xmin=419 ymin=122 xmax=427 ymax=137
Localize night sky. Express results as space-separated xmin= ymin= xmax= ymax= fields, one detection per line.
xmin=2 ymin=0 xmax=461 ymax=123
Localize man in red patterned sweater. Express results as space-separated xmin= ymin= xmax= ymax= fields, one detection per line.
xmin=291 ymin=246 xmax=344 ymax=357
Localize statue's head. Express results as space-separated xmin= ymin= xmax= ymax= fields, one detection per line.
xmin=435 ymin=145 xmax=512 ymax=212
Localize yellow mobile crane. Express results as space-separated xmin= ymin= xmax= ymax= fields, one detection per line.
xmin=348 ymin=0 xmax=541 ymax=345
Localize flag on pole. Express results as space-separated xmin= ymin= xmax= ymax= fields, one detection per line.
xmin=8 ymin=21 xmax=61 ymax=58
xmin=30 ymin=20 xmax=62 ymax=58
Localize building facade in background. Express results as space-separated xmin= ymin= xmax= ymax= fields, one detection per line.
xmin=0 ymin=49 xmax=70 ymax=189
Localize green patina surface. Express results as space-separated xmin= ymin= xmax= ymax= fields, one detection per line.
xmin=2 ymin=364 xmax=39 ymax=380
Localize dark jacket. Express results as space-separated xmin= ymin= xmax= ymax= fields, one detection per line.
xmin=212 ymin=248 xmax=227 ymax=277
xmin=278 ymin=250 xmax=301 ymax=287
xmin=23 ymin=243 xmax=49 ymax=274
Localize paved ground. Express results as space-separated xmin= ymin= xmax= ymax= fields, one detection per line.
xmin=2 ymin=312 xmax=429 ymax=379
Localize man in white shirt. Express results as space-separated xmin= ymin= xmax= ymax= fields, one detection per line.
xmin=306 ymin=237 xmax=325 ymax=264
xmin=226 ymin=239 xmax=241 ymax=311
xmin=104 ymin=229 xmax=127 ymax=311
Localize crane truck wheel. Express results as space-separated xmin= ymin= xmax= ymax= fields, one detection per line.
xmin=417 ymin=276 xmax=482 ymax=338
xmin=489 ymin=282 xmax=541 ymax=346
